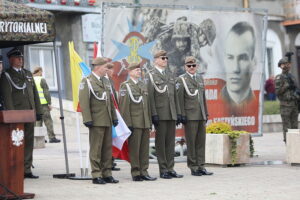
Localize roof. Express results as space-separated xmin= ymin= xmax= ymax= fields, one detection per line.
xmin=0 ymin=0 xmax=56 ymax=48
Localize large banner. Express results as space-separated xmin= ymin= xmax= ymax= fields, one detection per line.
xmin=102 ymin=6 xmax=265 ymax=133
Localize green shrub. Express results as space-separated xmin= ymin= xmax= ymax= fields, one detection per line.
xmin=263 ymin=100 xmax=280 ymax=115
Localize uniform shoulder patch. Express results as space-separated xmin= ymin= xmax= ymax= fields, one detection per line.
xmin=176 ymin=82 xmax=180 ymax=90
xmin=120 ymin=89 xmax=127 ymax=96
xmin=119 ymin=84 xmax=127 ymax=96
xmin=79 ymin=81 xmax=85 ymax=90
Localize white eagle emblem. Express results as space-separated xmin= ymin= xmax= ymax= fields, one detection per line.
xmin=11 ymin=129 xmax=24 ymax=147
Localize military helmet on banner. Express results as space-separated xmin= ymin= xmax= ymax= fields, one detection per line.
xmin=199 ymin=19 xmax=216 ymax=46
xmin=171 ymin=21 xmax=191 ymax=40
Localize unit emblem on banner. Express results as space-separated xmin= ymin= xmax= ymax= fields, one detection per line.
xmin=111 ymin=19 xmax=156 ymax=67
xmin=11 ymin=128 xmax=24 ymax=147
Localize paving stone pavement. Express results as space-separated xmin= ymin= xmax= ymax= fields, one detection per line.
xmin=25 ymin=129 xmax=300 ymax=200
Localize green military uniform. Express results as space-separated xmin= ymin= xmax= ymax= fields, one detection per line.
xmin=275 ymin=71 xmax=299 ymax=143
xmin=0 ymin=67 xmax=42 ymax=174
xmin=79 ymin=73 xmax=117 ymax=178
xmin=119 ymin=78 xmax=152 ymax=177
xmin=146 ymin=66 xmax=181 ymax=174
xmin=34 ymin=76 xmax=56 ymax=140
xmin=177 ymin=72 xmax=208 ymax=172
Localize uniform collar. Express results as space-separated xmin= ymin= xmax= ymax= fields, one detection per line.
xmin=92 ymin=71 xmax=101 ymax=81
xmin=130 ymin=78 xmax=138 ymax=84
xmin=13 ymin=67 xmax=22 ymax=72
xmin=186 ymin=72 xmax=196 ymax=79
xmin=155 ymin=66 xmax=165 ymax=75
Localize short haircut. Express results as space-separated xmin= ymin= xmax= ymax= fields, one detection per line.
xmin=228 ymin=21 xmax=256 ymax=59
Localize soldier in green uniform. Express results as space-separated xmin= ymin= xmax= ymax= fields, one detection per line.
xmin=32 ymin=67 xmax=60 ymax=143
xmin=177 ymin=56 xmax=213 ymax=176
xmin=0 ymin=48 xmax=42 ymax=179
xmin=79 ymin=57 xmax=119 ymax=184
xmin=119 ymin=63 xmax=157 ymax=182
xmin=146 ymin=50 xmax=183 ymax=179
xmin=275 ymin=57 xmax=299 ymax=143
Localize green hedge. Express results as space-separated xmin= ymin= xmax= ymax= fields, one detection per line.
xmin=263 ymin=100 xmax=280 ymax=115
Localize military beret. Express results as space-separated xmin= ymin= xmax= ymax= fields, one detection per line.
xmin=7 ymin=48 xmax=23 ymax=58
xmin=92 ymin=57 xmax=109 ymax=66
xmin=185 ymin=56 xmax=196 ymax=64
xmin=154 ymin=50 xmax=167 ymax=58
xmin=278 ymin=58 xmax=288 ymax=67
xmin=0 ymin=55 xmax=2 ymax=63
xmin=127 ymin=63 xmax=140 ymax=71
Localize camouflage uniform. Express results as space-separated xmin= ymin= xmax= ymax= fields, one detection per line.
xmin=275 ymin=70 xmax=299 ymax=143
xmin=168 ymin=21 xmax=192 ymax=76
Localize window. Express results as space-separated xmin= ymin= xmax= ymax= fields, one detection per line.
xmin=28 ymin=46 xmax=57 ymax=91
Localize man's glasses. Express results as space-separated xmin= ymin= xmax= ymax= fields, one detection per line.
xmin=186 ymin=64 xmax=197 ymax=68
xmin=160 ymin=56 xmax=168 ymax=60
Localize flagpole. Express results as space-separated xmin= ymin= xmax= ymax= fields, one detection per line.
xmin=75 ymin=112 xmax=83 ymax=174
xmin=84 ymin=139 xmax=90 ymax=177
xmin=68 ymin=112 xmax=91 ymax=180
xmin=52 ymin=41 xmax=75 ymax=179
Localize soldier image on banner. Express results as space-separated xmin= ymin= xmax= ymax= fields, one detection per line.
xmin=0 ymin=47 xmax=42 ymax=179
xmin=145 ymin=14 xmax=216 ymax=76
xmin=119 ymin=63 xmax=157 ymax=182
xmin=176 ymin=56 xmax=213 ymax=176
xmin=79 ymin=57 xmax=119 ymax=185
xmin=145 ymin=50 xmax=183 ymax=179
xmin=275 ymin=55 xmax=300 ymax=143
xmin=32 ymin=66 xmax=60 ymax=143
